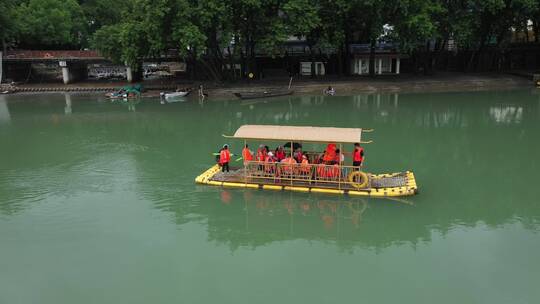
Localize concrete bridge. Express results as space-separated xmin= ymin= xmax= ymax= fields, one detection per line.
xmin=1 ymin=50 xmax=143 ymax=84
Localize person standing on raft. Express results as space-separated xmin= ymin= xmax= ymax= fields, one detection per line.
xmin=242 ymin=144 xmax=254 ymax=165
xmin=352 ymin=143 xmax=364 ymax=169
xmin=220 ymin=144 xmax=231 ymax=172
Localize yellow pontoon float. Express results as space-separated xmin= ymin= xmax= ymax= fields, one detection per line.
xmin=195 ymin=125 xmax=418 ymax=197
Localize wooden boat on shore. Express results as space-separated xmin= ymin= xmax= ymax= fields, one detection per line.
xmin=234 ymin=90 xmax=293 ymax=100
xmin=195 ymin=125 xmax=418 ymax=198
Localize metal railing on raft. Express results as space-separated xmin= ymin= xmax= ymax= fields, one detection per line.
xmin=243 ymin=161 xmax=367 ymax=189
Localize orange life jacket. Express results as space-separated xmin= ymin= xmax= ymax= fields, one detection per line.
xmin=294 ymin=151 xmax=303 ymax=163
xmin=220 ymin=149 xmax=230 ymax=164
xmin=316 ymin=165 xmax=327 ymax=178
xmin=353 ymin=147 xmax=364 ymax=162
xmin=300 ymin=159 xmax=310 ymax=174
xmin=281 ymin=157 xmax=296 ymax=174
xmin=242 ymin=148 xmax=253 ymax=163
xmin=276 ymin=150 xmax=286 ymax=161
xmin=256 ymin=149 xmax=266 ymax=162
xmin=323 ymin=144 xmax=336 ymax=162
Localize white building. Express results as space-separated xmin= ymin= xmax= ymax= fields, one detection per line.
xmin=349 ymin=43 xmax=406 ymax=75
xmin=300 ymin=61 xmax=325 ymax=76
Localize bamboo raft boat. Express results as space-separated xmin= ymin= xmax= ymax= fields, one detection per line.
xmin=195 ymin=125 xmax=418 ymax=198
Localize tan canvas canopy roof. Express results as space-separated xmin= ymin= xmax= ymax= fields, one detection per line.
xmin=226 ymin=125 xmax=372 ymax=143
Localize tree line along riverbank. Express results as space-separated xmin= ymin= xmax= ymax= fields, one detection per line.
xmin=2 ymin=0 xmax=540 ymax=82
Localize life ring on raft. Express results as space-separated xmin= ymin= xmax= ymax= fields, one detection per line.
xmin=347 ymin=171 xmax=369 ymax=189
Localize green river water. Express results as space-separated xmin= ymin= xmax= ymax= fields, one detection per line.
xmin=0 ymin=90 xmax=539 ymax=304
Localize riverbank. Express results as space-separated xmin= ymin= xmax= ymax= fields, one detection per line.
xmin=3 ymin=72 xmax=532 ymax=98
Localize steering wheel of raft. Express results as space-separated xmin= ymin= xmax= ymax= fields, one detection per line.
xmin=347 ymin=171 xmax=369 ymax=189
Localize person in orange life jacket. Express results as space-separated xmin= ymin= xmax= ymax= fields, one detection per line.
xmin=275 ymin=146 xmax=286 ymax=161
xmin=242 ymin=144 xmax=253 ymax=165
xmin=219 ymin=144 xmax=231 ymax=172
xmin=322 ymin=143 xmax=337 ymax=164
xmin=256 ymin=144 xmax=267 ymax=162
xmin=300 ymin=154 xmax=310 ymax=175
xmin=281 ymin=154 xmax=297 ymax=164
xmin=314 ymin=151 xmax=324 ymax=164
xmin=280 ymin=154 xmax=297 ymax=175
xmin=293 ymin=148 xmax=303 ymax=163
xmin=352 ymin=143 xmax=364 ymax=169
xmin=256 ymin=144 xmax=267 ymax=171
xmin=264 ymin=151 xmax=276 ymax=173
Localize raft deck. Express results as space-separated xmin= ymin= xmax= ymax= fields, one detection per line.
xmin=195 ymin=165 xmax=418 ymax=197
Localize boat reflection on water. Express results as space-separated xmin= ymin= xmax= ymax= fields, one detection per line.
xmin=64 ymin=93 xmax=72 ymax=115
xmin=0 ymin=96 xmax=10 ymax=124
xmin=202 ymin=189 xmax=418 ymax=252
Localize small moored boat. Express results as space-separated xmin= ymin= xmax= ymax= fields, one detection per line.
xmin=195 ymin=125 xmax=418 ymax=198
xmin=106 ymin=84 xmax=143 ymax=99
xmin=234 ymin=90 xmax=293 ymax=100
xmin=162 ymin=90 xmax=191 ymax=100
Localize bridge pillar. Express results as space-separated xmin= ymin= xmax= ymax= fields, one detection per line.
xmin=59 ymin=61 xmax=88 ymax=84
xmin=60 ymin=61 xmax=70 ymax=84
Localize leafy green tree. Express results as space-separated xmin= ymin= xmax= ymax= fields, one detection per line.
xmin=317 ymin=0 xmax=350 ymax=75
xmin=349 ymin=0 xmax=389 ymax=76
xmin=450 ymin=0 xmax=537 ymax=71
xmin=92 ymin=0 xmax=168 ymax=69
xmin=80 ymin=0 xmax=133 ymax=36
xmin=90 ymin=25 xmax=123 ymax=63
xmin=389 ymin=0 xmax=441 ymax=74
xmin=83 ymin=0 xmax=540 ymax=77
xmin=0 ymin=0 xmax=21 ymax=51
xmin=283 ymin=0 xmax=322 ymax=77
xmin=14 ymin=0 xmax=86 ymax=48
xmin=172 ymin=0 xmax=232 ymax=80
xmin=227 ymin=0 xmax=292 ymax=77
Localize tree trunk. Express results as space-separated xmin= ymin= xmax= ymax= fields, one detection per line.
xmin=190 ymin=54 xmax=197 ymax=80
xmin=524 ymin=20 xmax=530 ymax=43
xmin=369 ymin=38 xmax=375 ymax=77
xmin=200 ymin=58 xmax=221 ymax=82
xmin=337 ymin=47 xmax=343 ymax=76
xmin=424 ymin=40 xmax=431 ymax=75
xmin=227 ymin=46 xmax=235 ymax=80
xmin=533 ymin=20 xmax=539 ymax=43
xmin=249 ymin=40 xmax=257 ymax=78
xmin=310 ymin=45 xmax=315 ymax=78
xmin=434 ymin=38 xmax=448 ymax=72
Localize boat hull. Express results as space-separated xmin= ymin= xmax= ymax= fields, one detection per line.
xmin=195 ymin=165 xmax=418 ymax=197
xmin=234 ymin=90 xmax=293 ymax=100
xmin=165 ymin=91 xmax=189 ymax=99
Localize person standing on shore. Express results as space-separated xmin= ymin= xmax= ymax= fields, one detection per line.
xmin=198 ymin=85 xmax=206 ymax=100
xmin=220 ymin=144 xmax=231 ymax=172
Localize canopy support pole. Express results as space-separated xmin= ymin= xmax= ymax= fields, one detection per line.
xmin=338 ymin=143 xmax=342 ymax=190
xmin=244 ymin=139 xmax=247 ymax=185
xmin=290 ymin=139 xmax=293 ymax=187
